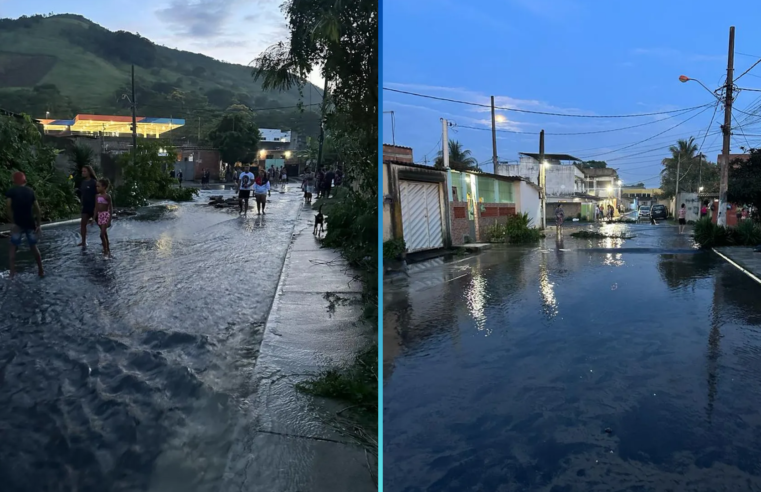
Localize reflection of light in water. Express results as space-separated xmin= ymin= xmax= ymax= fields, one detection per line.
xmin=604 ymin=253 xmax=624 ymax=267
xmin=539 ymin=264 xmax=558 ymax=318
xmin=465 ymin=274 xmax=490 ymax=334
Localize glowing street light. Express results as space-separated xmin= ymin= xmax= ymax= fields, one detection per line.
xmin=284 ymin=150 xmax=292 ymax=159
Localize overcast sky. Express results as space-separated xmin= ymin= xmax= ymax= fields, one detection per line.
xmin=384 ymin=0 xmax=761 ymax=187
xmin=0 ymin=0 xmax=324 ymax=88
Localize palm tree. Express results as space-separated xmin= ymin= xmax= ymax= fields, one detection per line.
xmin=68 ymin=143 xmax=98 ymax=189
xmin=434 ymin=139 xmax=480 ymax=171
xmin=661 ymin=137 xmax=699 ymax=197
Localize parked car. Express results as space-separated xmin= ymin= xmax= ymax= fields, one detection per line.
xmin=637 ymin=206 xmax=650 ymax=221
xmin=650 ymin=204 xmax=668 ymax=221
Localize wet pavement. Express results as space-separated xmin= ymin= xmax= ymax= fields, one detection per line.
xmin=384 ymin=223 xmax=761 ymax=491
xmin=0 ymin=187 xmax=315 ymax=491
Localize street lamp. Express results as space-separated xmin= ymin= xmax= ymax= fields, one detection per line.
xmin=284 ymin=150 xmax=292 ymax=159
xmin=679 ymin=75 xmax=722 ymax=102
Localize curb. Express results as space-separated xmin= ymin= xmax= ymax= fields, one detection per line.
xmin=712 ymin=248 xmax=761 ymax=285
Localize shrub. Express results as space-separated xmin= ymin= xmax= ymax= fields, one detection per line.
xmin=733 ymin=219 xmax=761 ymax=246
xmin=383 ymin=238 xmax=406 ymax=260
xmin=487 ymin=213 xmax=543 ymax=244
xmin=694 ymin=217 xmax=729 ymax=248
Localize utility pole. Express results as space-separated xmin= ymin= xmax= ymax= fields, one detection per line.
xmin=675 ymin=152 xmax=681 ymax=215
xmin=718 ymin=26 xmax=735 ymax=227
xmin=198 ymin=116 xmax=201 ymax=144
xmin=539 ymin=129 xmax=546 ymax=230
xmin=131 ymin=64 xmax=137 ymax=167
xmin=490 ymin=96 xmax=498 ymax=170
xmin=441 ymin=118 xmax=450 ymax=169
xmin=316 ymin=77 xmax=329 ymax=171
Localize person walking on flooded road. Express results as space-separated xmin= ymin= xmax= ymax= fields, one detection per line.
xmin=77 ymin=165 xmax=98 ymax=248
xmin=555 ymin=204 xmax=565 ymax=234
xmin=6 ymin=172 xmax=43 ymax=278
xmin=678 ymin=203 xmax=687 ymax=234
xmin=254 ymin=169 xmax=271 ymax=215
xmin=237 ymin=165 xmax=255 ymax=215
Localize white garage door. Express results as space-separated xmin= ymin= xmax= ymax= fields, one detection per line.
xmin=399 ymin=180 xmax=444 ymax=252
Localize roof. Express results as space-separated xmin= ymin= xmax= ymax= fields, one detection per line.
xmin=383 ymin=144 xmax=413 ymax=150
xmin=519 ymin=152 xmax=582 ymax=162
xmin=259 ymin=128 xmax=291 ymax=142
xmin=581 ymin=167 xmax=619 ymax=177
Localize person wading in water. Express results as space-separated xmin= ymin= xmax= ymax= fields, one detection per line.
xmin=77 ymin=165 xmax=98 ymax=248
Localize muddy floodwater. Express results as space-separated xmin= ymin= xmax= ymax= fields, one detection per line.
xmin=0 ymin=188 xmax=303 ymax=491
xmin=384 ymin=224 xmax=761 ymax=491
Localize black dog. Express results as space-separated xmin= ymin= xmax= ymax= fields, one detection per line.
xmin=313 ymin=205 xmax=324 ymax=235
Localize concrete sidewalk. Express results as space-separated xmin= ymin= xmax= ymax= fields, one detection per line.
xmin=223 ymin=205 xmax=376 ymax=491
xmin=714 ymin=246 xmax=761 ymax=283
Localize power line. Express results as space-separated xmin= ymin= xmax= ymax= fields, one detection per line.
xmin=453 ymin=106 xmax=704 ymax=136
xmin=579 ymin=105 xmax=713 ymax=159
xmin=734 ymin=57 xmax=761 ymax=83
xmin=383 ymin=87 xmax=714 ymax=118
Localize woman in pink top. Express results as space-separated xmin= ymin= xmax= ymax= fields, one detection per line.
xmin=678 ymin=203 xmax=687 ymax=234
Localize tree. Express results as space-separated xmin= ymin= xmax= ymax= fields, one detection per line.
xmin=434 ymin=140 xmax=480 ymax=171
xmin=582 ymin=160 xmax=607 ymax=169
xmin=728 ymin=149 xmax=761 ymax=212
xmin=660 ymin=137 xmax=719 ymax=197
xmin=68 ymin=143 xmax=98 ymax=189
xmin=208 ymin=112 xmax=260 ymax=164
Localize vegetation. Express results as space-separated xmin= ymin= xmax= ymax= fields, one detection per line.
xmin=68 ymin=143 xmax=99 ymax=189
xmin=582 ymin=160 xmax=608 ymax=169
xmin=434 ymin=139 xmax=480 ymax=171
xmin=0 ymin=14 xmax=323 ymax=145
xmin=0 ymin=113 xmax=78 ymax=221
xmin=486 ymin=213 xmax=543 ymax=243
xmin=208 ymin=112 xmax=261 ymax=164
xmin=660 ymin=137 xmax=719 ymax=197
xmin=728 ymin=149 xmax=761 ymax=212
xmin=253 ymin=0 xmax=377 ymax=457
xmin=693 ymin=217 xmax=761 ymax=248
xmin=383 ymin=238 xmax=406 ymax=260
xmin=113 ymin=140 xmax=198 ymax=207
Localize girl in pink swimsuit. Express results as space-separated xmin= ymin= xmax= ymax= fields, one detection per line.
xmin=95 ymin=179 xmax=113 ymax=257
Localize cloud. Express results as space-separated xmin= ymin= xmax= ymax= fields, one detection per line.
xmin=631 ymin=47 xmax=724 ymax=63
xmin=155 ymin=0 xmax=244 ymax=37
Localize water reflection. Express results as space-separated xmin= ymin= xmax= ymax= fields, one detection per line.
xmin=384 ymin=227 xmax=761 ymax=491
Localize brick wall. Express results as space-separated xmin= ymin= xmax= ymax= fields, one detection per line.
xmin=193 ymin=149 xmax=221 ymax=180
xmin=478 ymin=203 xmax=516 ymax=241
xmin=450 ymin=202 xmax=470 ymax=246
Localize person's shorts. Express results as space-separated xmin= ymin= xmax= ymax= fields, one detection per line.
xmin=255 ymin=193 xmax=267 ymax=205
xmin=82 ymin=204 xmax=95 ymax=217
xmin=239 ymin=190 xmax=251 ymax=199
xmin=98 ymin=211 xmax=111 ymax=226
xmin=678 ymin=218 xmax=686 ymax=225
xmin=10 ymin=228 xmax=37 ymax=247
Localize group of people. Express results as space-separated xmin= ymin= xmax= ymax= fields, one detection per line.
xmin=595 ymin=204 xmax=616 ymax=221
xmin=300 ymin=167 xmax=342 ymax=204
xmin=5 ymin=165 xmax=113 ymax=278
xmin=267 ymin=166 xmax=289 ymax=184
xmin=235 ymin=165 xmax=271 ymax=215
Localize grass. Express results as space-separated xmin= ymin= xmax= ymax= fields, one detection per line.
xmin=0 ymin=14 xmax=314 ymax=113
xmin=295 ymin=343 xmax=378 ymax=456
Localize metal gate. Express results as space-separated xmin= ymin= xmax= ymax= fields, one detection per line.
xmin=399 ymin=180 xmax=444 ymax=252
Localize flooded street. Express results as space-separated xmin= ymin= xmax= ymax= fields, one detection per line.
xmin=0 ymin=187 xmax=304 ymax=491
xmin=384 ymin=223 xmax=761 ymax=491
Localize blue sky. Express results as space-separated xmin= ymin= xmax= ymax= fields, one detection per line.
xmin=382 ymin=0 xmax=761 ymax=186
xmin=0 ymin=0 xmax=324 ymax=87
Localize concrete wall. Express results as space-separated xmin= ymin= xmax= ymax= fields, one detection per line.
xmin=497 ymin=163 xmax=586 ymax=196
xmin=382 ymin=164 xmax=393 ymax=242
xmin=518 ymin=181 xmax=541 ymax=227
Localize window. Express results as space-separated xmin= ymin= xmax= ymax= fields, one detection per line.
xmin=478 ymin=176 xmax=497 ymax=203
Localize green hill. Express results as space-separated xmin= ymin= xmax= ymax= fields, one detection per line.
xmin=0 ymin=13 xmax=323 ymax=142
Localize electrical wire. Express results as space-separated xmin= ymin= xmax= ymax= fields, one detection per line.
xmin=453 ymin=106 xmax=705 ymax=136
xmin=734 ymin=57 xmax=761 ymax=83
xmin=383 ymin=87 xmax=714 ymax=118
xmin=578 ymin=105 xmax=713 ymax=160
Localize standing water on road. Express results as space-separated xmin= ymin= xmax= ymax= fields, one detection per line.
xmin=384 ymin=224 xmax=761 ymax=491
xmin=0 ymin=188 xmax=303 ymax=491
